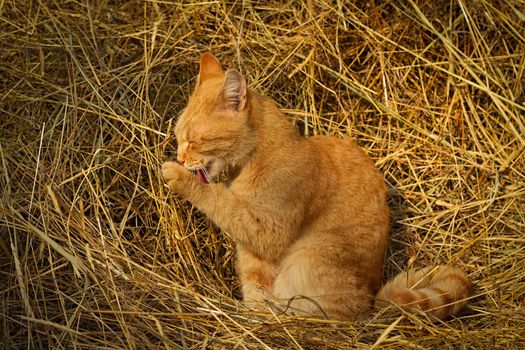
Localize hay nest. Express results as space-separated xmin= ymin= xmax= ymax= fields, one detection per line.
xmin=1 ymin=0 xmax=524 ymax=348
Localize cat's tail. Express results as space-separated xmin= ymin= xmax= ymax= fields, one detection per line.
xmin=375 ymin=265 xmax=471 ymax=319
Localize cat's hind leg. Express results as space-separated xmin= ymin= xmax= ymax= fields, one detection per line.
xmin=272 ymin=230 xmax=382 ymax=321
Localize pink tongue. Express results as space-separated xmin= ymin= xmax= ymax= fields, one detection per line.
xmin=196 ymin=169 xmax=209 ymax=184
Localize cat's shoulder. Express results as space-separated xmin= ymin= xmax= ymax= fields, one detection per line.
xmin=307 ymin=134 xmax=373 ymax=164
xmin=307 ymin=134 xmax=361 ymax=150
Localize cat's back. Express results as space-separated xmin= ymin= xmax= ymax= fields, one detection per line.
xmin=308 ymin=134 xmax=380 ymax=180
xmin=305 ymin=134 xmax=388 ymax=228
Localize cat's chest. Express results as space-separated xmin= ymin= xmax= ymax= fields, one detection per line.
xmin=227 ymin=163 xmax=266 ymax=195
xmin=228 ymin=176 xmax=264 ymax=202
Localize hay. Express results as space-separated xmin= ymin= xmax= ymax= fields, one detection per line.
xmin=1 ymin=0 xmax=524 ymax=348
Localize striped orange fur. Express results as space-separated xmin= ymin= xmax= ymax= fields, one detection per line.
xmin=376 ymin=266 xmax=471 ymax=319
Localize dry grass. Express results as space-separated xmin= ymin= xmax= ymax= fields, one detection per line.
xmin=1 ymin=0 xmax=524 ymax=348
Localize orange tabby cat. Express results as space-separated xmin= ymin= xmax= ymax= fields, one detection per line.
xmin=162 ymin=52 xmax=470 ymax=320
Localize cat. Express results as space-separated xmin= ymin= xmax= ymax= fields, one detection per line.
xmin=161 ymin=52 xmax=471 ymax=320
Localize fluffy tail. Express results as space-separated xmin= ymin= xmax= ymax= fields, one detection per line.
xmin=375 ymin=265 xmax=471 ymax=319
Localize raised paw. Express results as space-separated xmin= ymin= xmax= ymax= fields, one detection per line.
xmin=161 ymin=161 xmax=193 ymax=195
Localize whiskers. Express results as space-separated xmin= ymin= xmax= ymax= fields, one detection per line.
xmin=201 ymin=166 xmax=218 ymax=197
xmin=202 ymin=167 xmax=213 ymax=184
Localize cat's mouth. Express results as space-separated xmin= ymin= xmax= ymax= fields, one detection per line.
xmin=187 ymin=160 xmax=223 ymax=184
xmin=190 ymin=166 xmax=210 ymax=184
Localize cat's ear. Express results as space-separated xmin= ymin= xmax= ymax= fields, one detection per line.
xmin=222 ymin=69 xmax=247 ymax=111
xmin=198 ymin=52 xmax=224 ymax=84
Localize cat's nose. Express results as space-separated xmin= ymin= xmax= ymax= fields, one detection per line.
xmin=175 ymin=152 xmax=184 ymax=164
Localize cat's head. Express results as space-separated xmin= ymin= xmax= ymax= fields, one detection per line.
xmin=174 ymin=53 xmax=256 ymax=184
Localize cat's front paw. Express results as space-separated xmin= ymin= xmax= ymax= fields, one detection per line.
xmin=162 ymin=161 xmax=194 ymax=196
